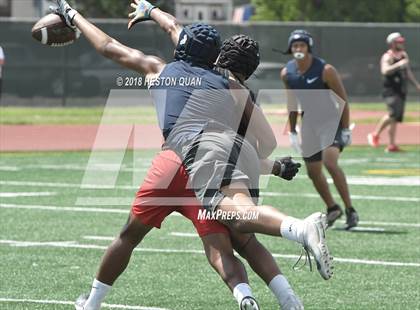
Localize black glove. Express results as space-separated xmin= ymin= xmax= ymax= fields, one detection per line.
xmin=272 ymin=157 xmax=301 ymax=181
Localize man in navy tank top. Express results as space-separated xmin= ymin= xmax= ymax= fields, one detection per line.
xmin=368 ymin=32 xmax=420 ymax=152
xmin=281 ymin=30 xmax=359 ymax=230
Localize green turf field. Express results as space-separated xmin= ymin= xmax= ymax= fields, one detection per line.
xmin=0 ymin=146 xmax=419 ymax=309
xmin=1 ymin=103 xmax=419 ymax=125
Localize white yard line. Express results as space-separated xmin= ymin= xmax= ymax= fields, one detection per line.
xmin=261 ymin=191 xmax=420 ymax=202
xmin=339 ymin=157 xmax=414 ymax=164
xmin=75 ymin=197 xmax=134 ymax=206
xmin=1 ymin=203 xmax=419 ymax=228
xmin=0 ymin=164 xmax=149 ymax=172
xmin=0 ymin=203 xmax=129 ymax=214
xmin=0 ymin=166 xmax=21 ymax=171
xmin=336 ymin=220 xmax=420 ymax=228
xmin=0 ymin=192 xmax=56 ymax=198
xmin=0 ymin=297 xmax=170 ymax=310
xmin=290 ymin=175 xmax=420 ymax=186
xmin=169 ymin=232 xmax=198 ymax=237
xmin=338 ymin=227 xmax=385 ymax=232
xmin=330 ymin=176 xmax=420 ymax=186
xmin=0 ymin=239 xmax=419 ymax=268
xmin=2 ymin=175 xmax=420 ymax=191
xmin=75 ymin=197 xmax=207 ymax=206
xmin=170 ymin=227 xmax=388 ymax=235
xmin=1 ymin=180 xmax=419 ymax=206
xmin=84 ymin=236 xmax=115 ymax=241
xmin=0 ymin=180 xmax=136 ymax=189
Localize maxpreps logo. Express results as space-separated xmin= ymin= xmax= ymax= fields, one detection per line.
xmin=197 ymin=209 xmax=259 ymax=221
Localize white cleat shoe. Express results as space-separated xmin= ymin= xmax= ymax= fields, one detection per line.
xmin=280 ymin=292 xmax=304 ymax=310
xmin=302 ymin=212 xmax=333 ymax=280
xmin=240 ymin=296 xmax=260 ymax=310
xmin=74 ymin=293 xmax=89 ymax=310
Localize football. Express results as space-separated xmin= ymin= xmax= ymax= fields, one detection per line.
xmin=31 ymin=13 xmax=80 ymax=47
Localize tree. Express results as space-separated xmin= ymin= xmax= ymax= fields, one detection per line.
xmin=252 ymin=0 xmax=301 ymax=21
xmin=73 ymin=0 xmax=175 ymax=18
xmin=405 ymin=0 xmax=420 ymax=22
xmin=251 ymin=0 xmax=420 ymax=22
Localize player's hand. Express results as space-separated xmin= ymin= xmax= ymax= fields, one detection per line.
xmin=341 ymin=128 xmax=352 ymax=146
xmin=128 ymin=0 xmax=156 ymax=30
xmin=288 ymin=132 xmax=302 ymax=154
xmin=52 ymin=0 xmax=78 ymax=30
xmin=273 ymin=157 xmax=301 ymax=181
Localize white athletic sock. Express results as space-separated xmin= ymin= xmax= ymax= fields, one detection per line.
xmin=268 ymin=274 xmax=294 ymax=305
xmin=280 ymin=216 xmax=305 ymax=244
xmin=233 ymin=283 xmax=253 ymax=305
xmin=84 ymin=279 xmax=112 ymax=310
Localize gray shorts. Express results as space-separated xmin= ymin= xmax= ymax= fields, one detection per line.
xmin=385 ymin=95 xmax=406 ymax=122
xmin=301 ymin=115 xmax=345 ymax=162
xmin=182 ymin=131 xmax=260 ymax=212
xmin=303 ymin=127 xmax=344 ymax=162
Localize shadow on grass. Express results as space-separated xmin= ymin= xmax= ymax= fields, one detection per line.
xmin=332 ymin=226 xmax=407 ymax=235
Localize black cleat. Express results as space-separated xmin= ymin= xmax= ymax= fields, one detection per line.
xmin=326 ymin=204 xmax=343 ymax=228
xmin=345 ymin=207 xmax=359 ymax=230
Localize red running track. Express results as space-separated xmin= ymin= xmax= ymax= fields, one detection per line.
xmin=1 ymin=123 xmax=418 ymax=152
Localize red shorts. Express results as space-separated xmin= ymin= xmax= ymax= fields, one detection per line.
xmin=131 ymin=150 xmax=228 ymax=237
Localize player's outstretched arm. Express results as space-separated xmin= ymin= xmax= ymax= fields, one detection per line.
xmin=128 ymin=0 xmax=183 ymax=46
xmin=74 ymin=14 xmax=164 ymax=75
xmin=54 ymin=0 xmax=165 ymax=76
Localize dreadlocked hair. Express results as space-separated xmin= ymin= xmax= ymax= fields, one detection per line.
xmin=217 ymin=34 xmax=260 ymax=80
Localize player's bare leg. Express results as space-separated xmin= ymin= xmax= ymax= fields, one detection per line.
xmin=202 ymin=233 xmax=248 ymax=289
xmin=323 ymin=147 xmax=359 ymax=229
xmin=76 ymin=215 xmax=153 ymax=310
xmin=375 ymin=114 xmax=393 ymax=137
xmin=323 ymin=147 xmax=352 ymax=208
xmin=305 ymin=161 xmax=336 ymax=208
xmin=230 ymin=231 xmax=303 ymax=309
xmin=305 ymin=160 xmax=346 ymax=227
xmin=369 ymin=115 xmax=394 ymax=147
xmin=96 ymin=215 xmax=153 ymax=284
xmin=388 ymin=119 xmax=397 ymax=146
xmin=218 ymin=185 xmax=285 ymax=236
xmin=201 ymin=233 xmax=259 ymax=309
xmin=216 ymin=182 xmax=333 ymax=280
xmin=380 ymin=116 xmax=402 ymax=152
